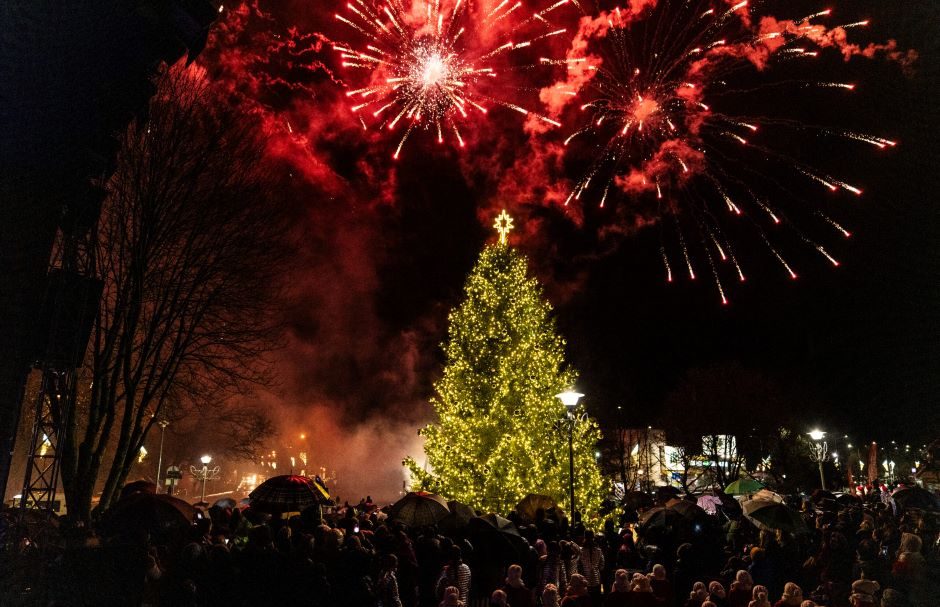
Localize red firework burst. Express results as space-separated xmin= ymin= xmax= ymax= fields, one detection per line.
xmin=334 ymin=0 xmax=580 ymax=157
xmin=554 ymin=0 xmax=911 ymax=303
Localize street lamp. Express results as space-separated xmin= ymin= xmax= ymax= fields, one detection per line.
xmin=191 ymin=454 xmax=220 ymax=506
xmin=807 ymin=429 xmax=827 ymax=490
xmin=556 ymin=390 xmax=583 ymax=523
xmin=155 ymin=419 xmax=169 ymax=493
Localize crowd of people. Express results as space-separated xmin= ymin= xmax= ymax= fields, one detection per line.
xmin=2 ymin=486 xmax=938 ymax=607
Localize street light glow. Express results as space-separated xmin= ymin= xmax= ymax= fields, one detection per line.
xmin=200 ymin=454 xmax=212 ymax=465
xmin=556 ymin=390 xmax=584 ymax=408
xmin=808 ymin=429 xmax=826 ymax=441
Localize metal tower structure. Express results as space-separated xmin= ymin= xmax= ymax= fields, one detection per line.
xmin=19 ymin=190 xmax=104 ymax=515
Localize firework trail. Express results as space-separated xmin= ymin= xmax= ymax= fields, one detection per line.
xmin=550 ymin=0 xmax=912 ymax=304
xmin=335 ymin=0 xmax=578 ymax=158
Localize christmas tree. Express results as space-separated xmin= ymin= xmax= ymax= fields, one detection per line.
xmin=405 ymin=211 xmax=606 ymax=518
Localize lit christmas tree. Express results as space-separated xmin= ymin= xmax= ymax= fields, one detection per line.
xmin=405 ymin=211 xmax=606 ymax=518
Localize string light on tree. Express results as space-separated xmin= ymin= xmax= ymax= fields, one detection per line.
xmin=404 ymin=212 xmax=606 ymax=520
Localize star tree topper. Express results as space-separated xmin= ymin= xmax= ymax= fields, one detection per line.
xmin=493 ymin=209 xmax=514 ymax=244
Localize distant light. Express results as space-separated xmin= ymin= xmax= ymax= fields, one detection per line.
xmin=808 ymin=429 xmax=826 ymax=441
xmin=201 ymin=454 xmax=212 ymax=465
xmin=556 ymin=390 xmax=583 ymax=408
xmin=847 ymin=443 xmax=853 ymax=448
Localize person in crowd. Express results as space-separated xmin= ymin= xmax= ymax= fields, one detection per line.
xmin=502 ymin=564 xmax=534 ymax=607
xmin=578 ymin=530 xmax=605 ymax=604
xmin=441 ymin=586 xmax=465 ymax=607
xmin=378 ymin=553 xmax=404 ymax=607
xmin=490 ymin=589 xmax=509 ymax=607
xmin=605 ymin=569 xmax=632 ymax=607
xmin=774 ymin=582 xmax=803 ymax=607
xmin=650 ymin=564 xmax=675 ymax=607
xmin=685 ymin=581 xmax=709 ymax=607
xmin=541 ymin=541 xmax=567 ymax=597
xmin=626 ymin=573 xmax=659 ymax=607
xmin=748 ymin=585 xmax=771 ymax=607
xmin=437 ymin=546 xmax=471 ymax=605
xmin=708 ymin=581 xmax=727 ymax=607
xmin=542 ymin=583 xmax=561 ymax=607
xmin=562 ymin=573 xmax=592 ymax=607
xmin=728 ymin=570 xmax=753 ymax=607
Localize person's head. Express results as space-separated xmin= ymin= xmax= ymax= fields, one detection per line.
xmin=442 ymin=586 xmax=460 ymax=606
xmin=781 ymin=582 xmax=803 ymax=605
xmin=690 ymin=581 xmax=708 ymax=602
xmin=612 ymin=569 xmax=630 ymax=592
xmin=541 ymin=584 xmax=559 ymax=607
xmin=652 ymin=563 xmax=667 ymax=580
xmin=750 ymin=546 xmax=765 ymax=562
xmin=632 ymin=574 xmax=652 ymax=593
xmin=709 ymin=581 xmax=726 ymax=598
xmin=735 ymin=569 xmax=753 ymax=588
xmin=584 ymin=529 xmax=595 ymax=546
xmin=382 ymin=553 xmax=398 ymax=572
xmin=567 ymin=574 xmax=588 ymax=596
xmin=850 ymin=578 xmax=880 ymax=606
xmin=800 ymin=601 xmax=818 ymax=607
xmin=490 ymin=589 xmax=508 ymax=606
xmin=880 ymin=588 xmax=906 ymax=607
xmin=506 ymin=564 xmax=523 ymax=585
xmin=752 ymin=585 xmax=769 ymax=601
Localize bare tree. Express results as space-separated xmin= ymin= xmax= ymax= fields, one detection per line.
xmin=59 ymin=65 xmax=288 ymax=520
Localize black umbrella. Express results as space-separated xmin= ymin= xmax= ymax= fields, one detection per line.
xmin=389 ymin=492 xmax=449 ymax=527
xmin=467 ymin=513 xmax=528 ymax=559
xmin=638 ymin=506 xmax=684 ymax=531
xmin=891 ymin=486 xmax=940 ymax=511
xmin=249 ymin=475 xmax=325 ymax=514
xmin=654 ymin=486 xmax=681 ymax=503
xmin=101 ymin=492 xmax=195 ymax=539
xmin=439 ymin=500 xmax=476 ymax=534
xmin=622 ymin=491 xmax=654 ymax=511
xmin=515 ymin=494 xmax=557 ymax=521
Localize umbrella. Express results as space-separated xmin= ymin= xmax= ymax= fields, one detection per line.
xmin=742 ymin=499 xmax=806 ymax=533
xmin=834 ymin=492 xmax=862 ymax=506
xmin=212 ymin=497 xmax=237 ymax=509
xmin=752 ymin=489 xmax=785 ymax=504
xmin=101 ymin=492 xmax=195 ymax=539
xmin=654 ymin=486 xmax=681 ymax=503
xmin=665 ymin=498 xmax=705 ymax=519
xmin=696 ymin=495 xmax=723 ymax=515
xmin=439 ymin=500 xmax=476 ymax=533
xmin=389 ymin=492 xmax=449 ymax=527
xmin=891 ymin=486 xmax=940 ymax=511
xmin=811 ymin=489 xmax=836 ymax=503
xmin=622 ymin=491 xmax=654 ymax=512
xmin=467 ymin=514 xmax=528 ymax=560
xmin=249 ymin=475 xmax=324 ymax=514
xmin=515 ymin=494 xmax=557 ymax=521
xmin=724 ymin=479 xmax=765 ymax=495
xmin=120 ymin=480 xmax=157 ymax=499
xmin=638 ymin=506 xmax=684 ymax=531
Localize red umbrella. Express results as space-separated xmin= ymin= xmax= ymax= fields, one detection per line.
xmin=249 ymin=475 xmax=325 ymax=513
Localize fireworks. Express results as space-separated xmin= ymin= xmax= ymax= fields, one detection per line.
xmin=555 ymin=0 xmax=907 ymax=303
xmin=335 ymin=0 xmax=576 ymax=158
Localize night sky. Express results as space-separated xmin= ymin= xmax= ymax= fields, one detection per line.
xmin=175 ymin=0 xmax=940 ymax=496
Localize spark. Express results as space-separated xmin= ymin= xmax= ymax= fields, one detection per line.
xmin=336 ymin=0 xmax=570 ymax=154
xmin=554 ymin=0 xmax=898 ymax=295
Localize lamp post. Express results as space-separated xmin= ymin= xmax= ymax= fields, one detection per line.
xmin=155 ymin=420 xmax=169 ymax=493
xmin=808 ymin=429 xmax=827 ymax=490
xmin=556 ymin=390 xmax=583 ymax=524
xmin=191 ymin=454 xmax=220 ymax=506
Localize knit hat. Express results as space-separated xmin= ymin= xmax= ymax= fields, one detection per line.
xmin=782 ymin=582 xmax=803 ymax=603
xmin=851 ymin=578 xmax=880 ymax=604
xmin=652 ymin=564 xmax=667 ymax=580
xmin=709 ymin=581 xmax=727 ymax=598
xmin=690 ymin=581 xmax=709 ymax=603
xmin=880 ymin=589 xmax=906 ymax=607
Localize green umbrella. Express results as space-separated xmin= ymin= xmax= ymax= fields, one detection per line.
xmin=742 ymin=499 xmax=806 ymax=533
xmin=724 ymin=478 xmax=765 ymax=495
